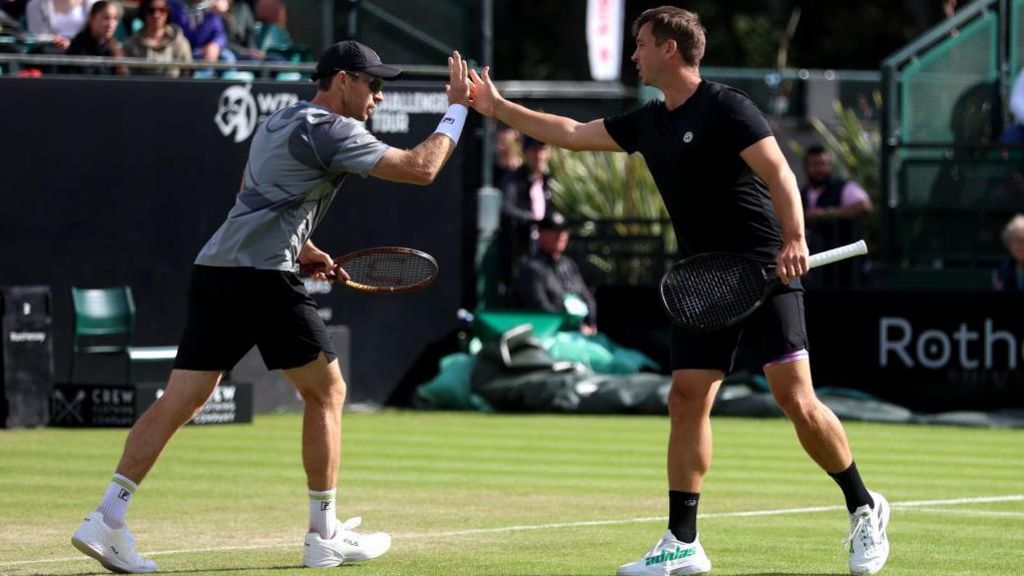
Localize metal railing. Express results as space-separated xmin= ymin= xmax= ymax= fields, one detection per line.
xmin=879 ymin=0 xmax=1018 ymax=267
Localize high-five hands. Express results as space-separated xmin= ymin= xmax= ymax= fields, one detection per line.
xmin=446 ymin=51 xmax=472 ymax=107
xmin=468 ymin=66 xmax=501 ymax=117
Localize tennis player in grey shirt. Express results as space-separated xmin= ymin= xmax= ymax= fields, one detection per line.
xmin=72 ymin=41 xmax=474 ymax=573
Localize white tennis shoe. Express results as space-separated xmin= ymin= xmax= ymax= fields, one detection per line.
xmin=617 ymin=530 xmax=711 ymax=576
xmin=847 ymin=490 xmax=891 ymax=575
xmin=71 ymin=511 xmax=156 ymax=574
xmin=303 ymin=516 xmax=391 ymax=568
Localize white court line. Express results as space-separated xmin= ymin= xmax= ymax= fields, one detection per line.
xmin=902 ymin=507 xmax=1024 ymax=519
xmin=4 ymin=494 xmax=1021 ymax=569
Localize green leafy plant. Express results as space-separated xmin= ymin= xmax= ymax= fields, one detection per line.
xmin=547 ymin=149 xmax=676 ymax=285
xmin=790 ymin=92 xmax=882 ymax=200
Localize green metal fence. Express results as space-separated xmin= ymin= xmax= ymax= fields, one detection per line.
xmin=880 ymin=0 xmax=1021 ymax=275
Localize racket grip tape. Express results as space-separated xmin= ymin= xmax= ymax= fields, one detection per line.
xmin=808 ymin=240 xmax=868 ymax=269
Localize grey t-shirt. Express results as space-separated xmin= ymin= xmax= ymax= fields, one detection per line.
xmin=196 ymin=101 xmax=389 ymax=270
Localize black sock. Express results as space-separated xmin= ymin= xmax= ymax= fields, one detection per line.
xmin=828 ymin=461 xmax=874 ymax=513
xmin=668 ymin=491 xmax=699 ymax=543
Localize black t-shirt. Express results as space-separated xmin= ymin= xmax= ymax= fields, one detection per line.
xmin=604 ymin=80 xmax=781 ymax=262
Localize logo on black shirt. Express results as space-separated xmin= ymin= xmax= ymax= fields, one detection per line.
xmin=682 ymin=131 xmax=694 ymax=143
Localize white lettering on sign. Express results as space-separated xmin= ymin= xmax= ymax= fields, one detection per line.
xmin=377 ymin=92 xmax=449 ymax=114
xmin=879 ymin=317 xmax=1020 ymax=370
xmin=371 ymin=111 xmax=410 ymax=133
xmin=9 ymin=331 xmax=46 ymax=343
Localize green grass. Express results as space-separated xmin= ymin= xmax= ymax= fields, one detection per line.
xmin=1 ymin=412 xmax=1022 ymax=575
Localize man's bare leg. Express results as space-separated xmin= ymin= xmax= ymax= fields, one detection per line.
xmin=116 ymin=369 xmax=222 ymax=482
xmin=283 ymin=353 xmax=345 ymax=492
xmin=73 ymin=369 xmax=220 ymax=573
xmin=763 ymin=359 xmax=850 ymax=473
xmin=284 ymin=353 xmax=392 ymax=568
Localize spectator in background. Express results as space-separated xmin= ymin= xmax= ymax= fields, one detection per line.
xmin=516 ymin=211 xmax=598 ymax=334
xmin=26 ymin=0 xmax=95 ymax=50
xmin=211 ymin=0 xmax=265 ymax=61
xmin=123 ymin=0 xmax=191 ymax=77
xmin=66 ymin=0 xmax=127 ymax=75
xmin=1001 ymin=69 xmax=1024 ymax=144
xmin=498 ymin=135 xmax=553 ymax=294
xmin=493 ymin=125 xmax=522 ymax=185
xmin=253 ymin=0 xmax=285 ymax=28
xmin=801 ymin=144 xmax=872 ymax=285
xmin=994 ymin=214 xmax=1024 ymax=291
xmin=169 ymin=0 xmax=232 ymax=64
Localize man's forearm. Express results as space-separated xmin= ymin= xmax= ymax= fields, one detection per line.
xmin=408 ymin=133 xmax=458 ymax=182
xmin=494 ymin=99 xmax=581 ymax=150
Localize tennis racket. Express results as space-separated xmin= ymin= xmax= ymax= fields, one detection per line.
xmin=299 ymin=246 xmax=439 ymax=294
xmin=660 ymin=240 xmax=868 ymax=331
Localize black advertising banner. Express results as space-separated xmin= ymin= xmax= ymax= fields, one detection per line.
xmin=806 ymin=291 xmax=1024 ymax=412
xmin=598 ymin=287 xmax=1024 ymax=412
xmin=0 ymin=77 xmax=473 ymax=405
xmin=50 ymin=381 xmax=253 ymax=427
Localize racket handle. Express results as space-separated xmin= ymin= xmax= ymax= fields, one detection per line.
xmin=808 ymin=239 xmax=868 ymax=269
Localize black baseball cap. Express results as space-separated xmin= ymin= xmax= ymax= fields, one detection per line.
xmin=311 ymin=40 xmax=402 ymax=82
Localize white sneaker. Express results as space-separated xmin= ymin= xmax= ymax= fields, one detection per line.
xmin=847 ymin=490 xmax=891 ymax=575
xmin=617 ymin=530 xmax=711 ymax=576
xmin=71 ymin=511 xmax=156 ymax=574
xmin=303 ymin=516 xmax=391 ymax=568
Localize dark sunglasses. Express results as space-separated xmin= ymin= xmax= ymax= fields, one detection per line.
xmin=345 ymin=71 xmax=384 ymax=93
xmin=146 ymin=6 xmax=168 ymax=14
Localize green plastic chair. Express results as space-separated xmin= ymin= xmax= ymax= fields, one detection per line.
xmin=69 ymin=286 xmax=177 ymax=384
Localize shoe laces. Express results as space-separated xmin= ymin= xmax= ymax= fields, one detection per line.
xmin=844 ymin=510 xmax=879 ymax=553
xmin=644 ymin=534 xmax=675 ymax=558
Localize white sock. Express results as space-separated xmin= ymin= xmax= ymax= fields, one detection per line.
xmin=97 ymin=473 xmax=137 ymax=529
xmin=309 ymin=488 xmax=339 ymax=539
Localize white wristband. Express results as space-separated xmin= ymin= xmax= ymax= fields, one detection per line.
xmin=434 ymin=103 xmax=468 ymax=145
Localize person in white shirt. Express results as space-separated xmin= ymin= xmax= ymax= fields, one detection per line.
xmin=26 ymin=0 xmax=95 ymax=49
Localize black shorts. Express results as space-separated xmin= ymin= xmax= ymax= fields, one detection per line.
xmin=174 ymin=265 xmax=336 ymax=372
xmin=670 ymin=284 xmax=809 ymax=373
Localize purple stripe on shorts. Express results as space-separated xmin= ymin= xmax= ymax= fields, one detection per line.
xmin=765 ymin=348 xmax=809 ymax=367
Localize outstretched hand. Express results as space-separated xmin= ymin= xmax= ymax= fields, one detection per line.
xmin=468 ymin=66 xmax=502 ymax=117
xmin=445 ymin=50 xmax=471 ymax=107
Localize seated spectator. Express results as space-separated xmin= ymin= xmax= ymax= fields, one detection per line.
xmin=1001 ymin=69 xmax=1024 ymax=144
xmin=211 ymin=0 xmax=264 ymax=61
xmin=123 ymin=0 xmax=191 ymax=76
xmin=994 ymin=214 xmax=1024 ymax=291
xmin=26 ymin=0 xmax=94 ymax=50
xmin=516 ymin=211 xmax=598 ymax=335
xmin=66 ymin=0 xmax=127 ymax=75
xmin=169 ymin=0 xmax=232 ymax=64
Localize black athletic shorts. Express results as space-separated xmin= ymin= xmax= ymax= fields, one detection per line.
xmin=174 ymin=265 xmax=336 ymax=371
xmin=670 ymin=284 xmax=809 ymax=373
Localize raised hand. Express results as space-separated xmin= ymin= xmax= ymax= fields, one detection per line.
xmin=446 ymin=50 xmax=471 ymax=107
xmin=468 ymin=66 xmax=502 ymax=117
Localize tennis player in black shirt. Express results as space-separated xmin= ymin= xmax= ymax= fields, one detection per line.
xmin=469 ymin=6 xmax=889 ymax=576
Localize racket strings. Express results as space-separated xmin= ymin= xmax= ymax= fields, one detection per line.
xmin=662 ymin=254 xmax=765 ymax=329
xmin=343 ymin=253 xmax=436 ymax=288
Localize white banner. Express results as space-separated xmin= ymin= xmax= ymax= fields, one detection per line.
xmin=586 ymin=0 xmax=624 ymax=81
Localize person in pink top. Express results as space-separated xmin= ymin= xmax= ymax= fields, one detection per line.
xmin=801 ymin=144 xmax=873 ymax=285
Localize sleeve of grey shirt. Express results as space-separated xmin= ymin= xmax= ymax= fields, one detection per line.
xmin=321 ymin=118 xmax=390 ymax=177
